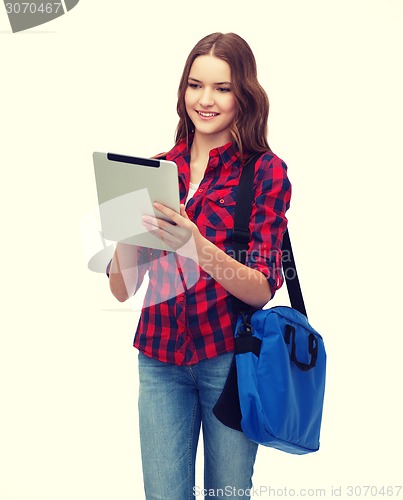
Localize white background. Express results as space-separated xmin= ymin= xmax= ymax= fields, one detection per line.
xmin=1 ymin=0 xmax=402 ymax=498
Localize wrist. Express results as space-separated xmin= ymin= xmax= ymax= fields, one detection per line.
xmin=193 ymin=233 xmax=211 ymax=264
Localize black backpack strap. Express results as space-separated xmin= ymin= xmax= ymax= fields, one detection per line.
xmin=232 ymin=153 xmax=307 ymax=318
xmin=281 ymin=229 xmax=307 ymax=317
xmin=232 ymin=153 xmax=261 ymax=265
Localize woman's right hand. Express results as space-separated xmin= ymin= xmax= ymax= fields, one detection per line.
xmin=109 ymin=242 xmax=139 ymax=302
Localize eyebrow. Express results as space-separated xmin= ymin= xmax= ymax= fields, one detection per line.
xmin=188 ymin=77 xmax=231 ymax=85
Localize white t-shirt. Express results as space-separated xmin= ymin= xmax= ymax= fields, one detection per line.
xmin=185 ymin=181 xmax=200 ymax=206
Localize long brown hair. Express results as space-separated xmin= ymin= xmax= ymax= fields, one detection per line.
xmin=175 ymin=32 xmax=271 ymax=157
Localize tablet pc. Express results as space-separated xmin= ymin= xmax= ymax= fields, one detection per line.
xmin=93 ymin=152 xmax=180 ymax=251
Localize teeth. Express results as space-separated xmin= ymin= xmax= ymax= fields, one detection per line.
xmin=198 ymin=111 xmax=217 ymax=117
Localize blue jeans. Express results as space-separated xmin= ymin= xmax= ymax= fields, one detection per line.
xmin=138 ymin=351 xmax=258 ymax=500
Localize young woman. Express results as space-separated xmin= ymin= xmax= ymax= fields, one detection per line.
xmin=108 ymin=32 xmax=291 ymax=500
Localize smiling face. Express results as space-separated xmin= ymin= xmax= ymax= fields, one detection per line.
xmin=184 ymin=54 xmax=237 ymax=146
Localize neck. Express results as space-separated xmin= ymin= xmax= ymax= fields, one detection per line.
xmin=190 ymin=131 xmax=231 ymax=163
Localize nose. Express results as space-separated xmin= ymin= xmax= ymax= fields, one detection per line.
xmin=199 ymin=87 xmax=214 ymax=108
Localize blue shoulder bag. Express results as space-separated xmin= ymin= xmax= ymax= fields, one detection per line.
xmin=213 ymin=154 xmax=326 ymax=455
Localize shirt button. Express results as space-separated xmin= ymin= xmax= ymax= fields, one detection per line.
xmin=219 ymin=198 xmax=225 ymax=204
xmin=179 ymin=295 xmax=184 ymax=302
xmin=198 ymin=188 xmax=204 ymax=193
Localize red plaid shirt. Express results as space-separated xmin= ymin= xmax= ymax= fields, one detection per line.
xmin=133 ymin=138 xmax=291 ymax=365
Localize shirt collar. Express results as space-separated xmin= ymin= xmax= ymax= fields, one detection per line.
xmin=166 ymin=136 xmax=247 ymax=169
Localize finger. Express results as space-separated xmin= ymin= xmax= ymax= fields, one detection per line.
xmin=143 ymin=215 xmax=178 ymax=237
xmin=142 ymin=219 xmax=160 ymax=234
xmin=142 ymin=220 xmax=184 ymax=251
xmin=142 ymin=220 xmax=171 ymax=244
xmin=154 ymin=202 xmax=182 ymax=225
xmin=142 ymin=215 xmax=160 ymax=230
xmin=180 ymin=204 xmax=190 ymax=220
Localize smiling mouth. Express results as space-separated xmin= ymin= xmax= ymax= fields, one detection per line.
xmin=197 ymin=111 xmax=219 ymax=118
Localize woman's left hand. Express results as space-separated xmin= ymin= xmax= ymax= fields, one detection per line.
xmin=142 ymin=202 xmax=203 ymax=261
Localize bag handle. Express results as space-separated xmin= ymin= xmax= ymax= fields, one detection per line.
xmin=285 ymin=324 xmax=317 ymax=371
xmin=232 ymin=153 xmax=307 ymax=318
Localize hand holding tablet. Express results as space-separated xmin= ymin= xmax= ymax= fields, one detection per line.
xmin=142 ymin=202 xmax=201 ymax=261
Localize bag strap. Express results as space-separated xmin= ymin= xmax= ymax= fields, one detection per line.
xmin=232 ymin=153 xmax=307 ymax=318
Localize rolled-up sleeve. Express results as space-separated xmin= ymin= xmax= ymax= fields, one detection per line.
xmin=245 ymin=153 xmax=292 ymax=296
xmin=135 ymin=246 xmax=153 ymax=284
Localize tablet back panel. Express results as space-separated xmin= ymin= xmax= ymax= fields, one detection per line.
xmin=93 ymin=152 xmax=180 ymax=251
